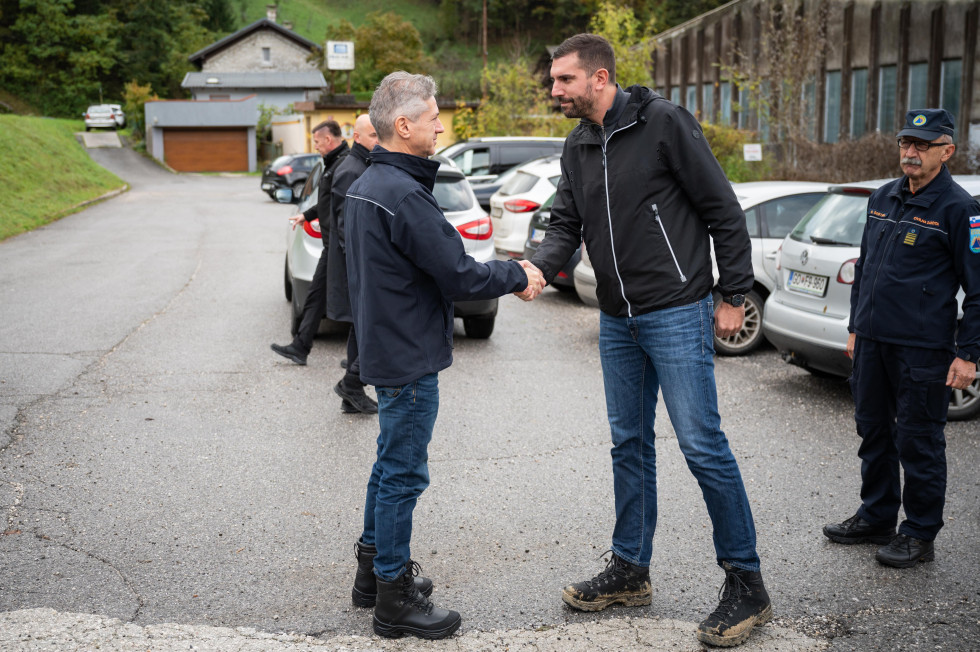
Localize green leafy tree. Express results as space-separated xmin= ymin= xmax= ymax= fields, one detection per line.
xmin=121 ymin=79 xmax=158 ymax=144
xmin=588 ymin=1 xmax=654 ymax=87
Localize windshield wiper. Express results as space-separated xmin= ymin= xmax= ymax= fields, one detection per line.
xmin=809 ymin=235 xmax=853 ymax=246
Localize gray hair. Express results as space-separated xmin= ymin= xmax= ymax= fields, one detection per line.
xmin=369 ymin=71 xmax=438 ymax=144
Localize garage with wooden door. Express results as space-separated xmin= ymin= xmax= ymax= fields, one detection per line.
xmin=163 ymin=128 xmax=248 ymax=172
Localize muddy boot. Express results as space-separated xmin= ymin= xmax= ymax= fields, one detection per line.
xmin=561 ymin=551 xmax=652 ymax=612
xmin=351 ymin=539 xmax=432 ymax=607
xmin=373 ymin=565 xmax=461 ymax=640
xmin=697 ymin=563 xmax=773 ymax=647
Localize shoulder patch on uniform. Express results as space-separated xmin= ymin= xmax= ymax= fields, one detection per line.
xmin=970 ymin=215 xmax=980 ymax=253
xmin=692 ymin=129 xmax=701 ymax=140
xmin=441 ymin=221 xmax=457 ymax=238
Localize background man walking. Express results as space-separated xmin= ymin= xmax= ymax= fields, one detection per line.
xmin=344 ymin=71 xmax=543 ymax=640
xmin=824 ymin=108 xmax=980 ymax=568
xmin=530 ymin=33 xmax=771 ymax=648
xmin=270 ymin=120 xmax=348 ymax=368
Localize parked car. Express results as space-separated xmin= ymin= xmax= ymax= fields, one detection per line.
xmin=277 ymin=156 xmax=500 ymax=339
xmin=489 ymin=155 xmax=562 ymax=258
xmin=763 ymin=176 xmax=980 ymax=421
xmin=522 ymin=192 xmax=580 ymax=292
xmin=437 ymin=137 xmax=565 ymax=184
xmin=470 ymin=165 xmax=521 ymax=213
xmin=108 ymin=104 xmax=125 ymax=128
xmin=571 ymin=181 xmax=829 ymax=355
xmin=573 ymin=244 xmax=598 ymax=308
xmin=261 ymin=153 xmax=322 ymax=199
xmin=83 ymin=104 xmax=118 ymax=131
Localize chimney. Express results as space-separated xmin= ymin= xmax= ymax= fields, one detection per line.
xmin=266 ymin=4 xmax=277 ymax=23
xmin=283 ymin=21 xmax=293 ymax=30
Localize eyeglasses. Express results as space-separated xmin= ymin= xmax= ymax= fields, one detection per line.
xmin=896 ymin=138 xmax=948 ymax=152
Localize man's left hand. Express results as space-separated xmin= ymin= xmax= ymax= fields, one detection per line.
xmin=714 ymin=302 xmax=745 ymax=339
xmin=947 ymin=357 xmax=978 ymax=390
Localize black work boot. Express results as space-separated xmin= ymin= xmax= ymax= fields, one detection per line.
xmin=351 ymin=540 xmax=432 ymax=607
xmin=270 ymin=343 xmax=307 ymax=365
xmin=697 ymin=563 xmax=773 ymax=647
xmin=875 ymin=533 xmax=935 ymax=568
xmin=561 ymin=551 xmax=652 ymax=612
xmin=823 ymin=513 xmax=895 ymax=545
xmin=373 ymin=565 xmax=461 ymax=640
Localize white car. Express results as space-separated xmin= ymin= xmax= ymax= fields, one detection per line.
xmin=763 ymin=176 xmax=980 ymax=420
xmin=277 ymin=156 xmax=500 ymax=339
xmin=489 ymin=155 xmax=562 ymax=258
xmin=83 ymin=104 xmax=117 ymax=131
xmin=573 ymin=181 xmax=829 ymax=355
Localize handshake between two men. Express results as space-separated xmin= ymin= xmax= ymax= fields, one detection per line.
xmin=514 ymin=260 xmax=546 ymax=302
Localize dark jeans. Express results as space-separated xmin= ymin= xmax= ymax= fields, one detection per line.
xmin=851 ymin=337 xmax=952 ymax=541
xmin=360 ymin=373 xmax=439 ymax=580
xmin=292 ymin=247 xmax=328 ymax=355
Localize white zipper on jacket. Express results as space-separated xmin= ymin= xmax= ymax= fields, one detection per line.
xmin=652 ymin=203 xmax=687 ymax=282
xmin=601 ymin=121 xmax=637 ymax=317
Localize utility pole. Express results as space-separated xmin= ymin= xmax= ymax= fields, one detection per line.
xmin=482 ymin=0 xmax=488 ymax=70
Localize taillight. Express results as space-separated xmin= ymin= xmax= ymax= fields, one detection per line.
xmin=303 ymin=219 xmax=322 ymax=239
xmin=838 ymin=258 xmax=857 ymax=284
xmin=503 ymin=199 xmax=540 ymax=213
xmin=775 ymin=244 xmax=782 ymax=270
xmin=276 ymin=165 xmax=294 ymax=176
xmin=457 ymin=216 xmax=493 ymax=240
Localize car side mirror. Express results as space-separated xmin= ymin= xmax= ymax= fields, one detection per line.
xmin=274 ymin=188 xmax=296 ymax=204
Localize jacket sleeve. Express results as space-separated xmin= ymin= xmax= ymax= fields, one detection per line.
xmin=951 ymin=197 xmax=980 ymax=362
xmin=847 ymin=202 xmax=874 ymax=333
xmin=530 ymin=156 xmax=582 ymax=284
xmin=390 ymin=191 xmax=528 ymax=300
xmin=662 ymin=106 xmax=754 ymax=295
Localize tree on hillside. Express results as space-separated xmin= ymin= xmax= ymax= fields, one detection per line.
xmin=588 ymin=1 xmax=654 ymax=87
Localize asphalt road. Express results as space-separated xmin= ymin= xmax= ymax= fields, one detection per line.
xmin=1 ymin=145 xmax=978 ymax=651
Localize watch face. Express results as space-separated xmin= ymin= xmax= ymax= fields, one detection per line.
xmin=730 ymin=294 xmax=745 ymax=307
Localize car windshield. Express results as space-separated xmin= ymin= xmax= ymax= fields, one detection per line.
xmin=433 ymin=176 xmax=473 ymax=212
xmin=499 ymin=171 xmax=540 ymax=195
xmin=789 ymin=192 xmax=868 ymax=246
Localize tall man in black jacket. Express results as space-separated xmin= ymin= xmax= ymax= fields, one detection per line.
xmin=271 ymin=120 xmax=348 ymax=367
xmin=530 ymin=34 xmax=770 ymax=648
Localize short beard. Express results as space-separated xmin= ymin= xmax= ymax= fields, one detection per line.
xmin=901 ymin=156 xmax=922 ymax=166
xmin=560 ymin=87 xmax=597 ymax=120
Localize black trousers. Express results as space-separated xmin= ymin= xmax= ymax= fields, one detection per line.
xmin=292 ymin=247 xmax=329 ymax=355
xmin=851 ymin=337 xmax=952 ymax=541
xmin=341 ymin=324 xmax=364 ymax=390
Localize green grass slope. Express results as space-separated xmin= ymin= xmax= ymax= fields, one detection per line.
xmin=0 ymin=116 xmax=126 ymax=241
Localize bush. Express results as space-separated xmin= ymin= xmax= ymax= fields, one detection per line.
xmin=701 ymin=123 xmax=771 ymax=182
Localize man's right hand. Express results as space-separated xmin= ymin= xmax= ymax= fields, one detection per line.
xmin=289 ymin=214 xmax=304 ymax=230
xmin=846 ymin=333 xmax=856 ymax=358
xmin=515 ymin=260 xmax=545 ymax=301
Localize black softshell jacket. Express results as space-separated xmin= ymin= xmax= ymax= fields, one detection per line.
xmin=532 ymin=85 xmax=753 ymax=317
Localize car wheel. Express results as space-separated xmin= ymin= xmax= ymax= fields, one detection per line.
xmin=284 ymin=257 xmax=292 ymax=302
xmin=948 ymin=376 xmax=980 ymax=421
xmin=292 ymin=181 xmax=305 ymax=199
xmin=463 ymin=315 xmax=495 ymax=339
xmin=713 ymin=289 xmax=765 ymax=356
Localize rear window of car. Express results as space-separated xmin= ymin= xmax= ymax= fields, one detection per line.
xmin=270 ymin=155 xmax=292 ymax=169
xmin=499 ymin=171 xmax=540 ymax=196
xmin=433 ymin=176 xmax=474 ymax=212
xmin=789 ymin=192 xmax=869 ymax=247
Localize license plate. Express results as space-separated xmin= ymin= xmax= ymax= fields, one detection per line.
xmin=491 ymin=206 xmax=502 ymax=218
xmin=787 ymin=269 xmax=829 ymax=296
xmin=530 ymin=228 xmax=547 ymax=244
xmin=261 ymin=183 xmax=273 ymax=190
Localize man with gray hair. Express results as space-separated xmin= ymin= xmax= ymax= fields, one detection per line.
xmin=344 ymin=71 xmax=544 ymax=640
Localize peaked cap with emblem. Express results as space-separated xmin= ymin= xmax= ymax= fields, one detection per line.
xmin=897 ymin=108 xmax=955 ymax=141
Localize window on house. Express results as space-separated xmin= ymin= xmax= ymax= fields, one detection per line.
xmin=719 ymin=82 xmax=732 ymax=126
xmin=670 ymin=86 xmax=681 ymax=105
xmin=262 ymin=47 xmax=271 ymax=63
xmin=940 ymin=59 xmax=961 ymax=120
xmin=825 ymin=70 xmax=841 ymax=143
xmin=686 ymin=85 xmax=697 ymax=114
xmin=702 ymin=83 xmax=714 ymax=123
xmin=878 ymin=65 xmax=897 ymax=132
xmin=908 ymin=62 xmax=927 ymax=109
xmin=851 ymin=68 xmax=868 ymax=138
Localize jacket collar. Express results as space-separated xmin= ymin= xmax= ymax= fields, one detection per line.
xmin=890 ymin=164 xmax=952 ymax=207
xmin=350 ymin=141 xmax=372 ymax=166
xmin=369 ymin=146 xmax=440 ymax=192
xmin=321 ymin=139 xmax=349 ymax=167
xmin=570 ymin=85 xmax=659 ymax=145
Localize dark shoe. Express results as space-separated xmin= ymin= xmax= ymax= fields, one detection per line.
xmin=341 ymin=400 xmax=358 ymax=414
xmin=373 ymin=564 xmax=460 ymax=640
xmin=697 ymin=563 xmax=773 ymax=647
xmin=352 ymin=539 xmax=432 ymax=607
xmin=875 ymin=534 xmax=935 ymax=568
xmin=334 ymin=381 xmax=378 ymax=414
xmin=561 ymin=551 xmax=652 ymax=612
xmin=340 ymin=358 xmax=348 ymax=369
xmin=823 ymin=513 xmax=895 ymax=545
xmin=270 ymin=343 xmax=307 ymax=365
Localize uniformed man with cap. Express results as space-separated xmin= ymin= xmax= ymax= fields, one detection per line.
xmin=823 ymin=108 xmax=980 ymax=568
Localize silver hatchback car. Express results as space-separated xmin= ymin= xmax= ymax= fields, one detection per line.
xmin=763 ymin=176 xmax=980 ymax=420
xmin=278 ymin=155 xmax=500 ymax=339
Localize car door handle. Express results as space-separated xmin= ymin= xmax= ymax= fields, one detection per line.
xmin=765 ymin=251 xmax=778 ymax=260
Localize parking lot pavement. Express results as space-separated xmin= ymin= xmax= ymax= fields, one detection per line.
xmin=1 ymin=607 xmax=827 ymax=651
xmin=78 ymin=131 xmax=122 ymax=148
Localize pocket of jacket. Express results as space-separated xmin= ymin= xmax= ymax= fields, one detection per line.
xmin=652 ymin=204 xmax=687 ymax=283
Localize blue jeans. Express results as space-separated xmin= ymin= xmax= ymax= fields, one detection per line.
xmin=360 ymin=373 xmax=439 ymax=581
xmin=599 ymin=295 xmax=760 ymax=571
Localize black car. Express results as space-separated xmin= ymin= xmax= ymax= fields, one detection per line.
xmin=260 ymin=153 xmax=321 ymax=199
xmin=523 ymin=193 xmax=580 ymax=293
xmin=437 ymin=137 xmax=565 ymax=186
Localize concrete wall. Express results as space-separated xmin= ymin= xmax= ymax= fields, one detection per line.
xmin=202 ymin=31 xmax=317 ymax=73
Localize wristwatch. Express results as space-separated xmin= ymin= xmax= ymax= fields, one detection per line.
xmin=722 ymin=294 xmax=745 ymax=307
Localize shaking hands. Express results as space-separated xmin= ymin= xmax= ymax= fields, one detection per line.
xmin=515 ymin=260 xmax=546 ymax=301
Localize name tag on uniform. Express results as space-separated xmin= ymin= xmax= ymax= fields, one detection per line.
xmin=903 ymin=227 xmax=918 ymax=246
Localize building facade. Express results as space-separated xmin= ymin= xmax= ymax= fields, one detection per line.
xmin=650 ymin=0 xmax=979 ymax=148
